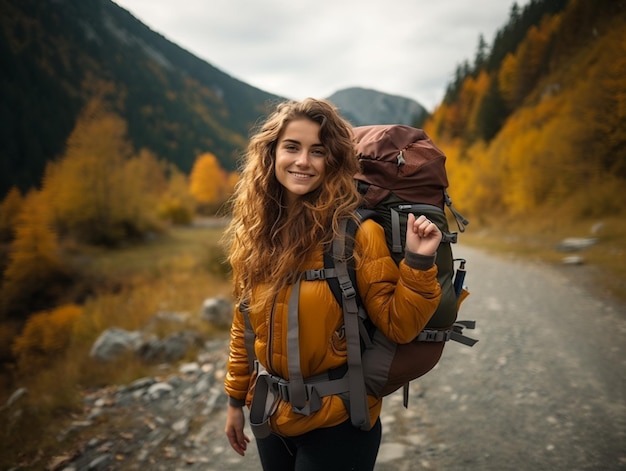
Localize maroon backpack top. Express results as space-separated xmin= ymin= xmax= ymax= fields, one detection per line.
xmin=353 ymin=124 xmax=449 ymax=209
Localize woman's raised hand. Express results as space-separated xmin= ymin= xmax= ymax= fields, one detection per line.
xmin=405 ymin=213 xmax=442 ymax=256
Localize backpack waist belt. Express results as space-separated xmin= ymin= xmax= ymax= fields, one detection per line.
xmin=418 ymin=321 xmax=477 ymax=346
xmin=249 ymin=361 xmax=350 ymax=439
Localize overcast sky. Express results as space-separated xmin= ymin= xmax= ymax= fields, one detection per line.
xmin=112 ymin=0 xmax=529 ymax=111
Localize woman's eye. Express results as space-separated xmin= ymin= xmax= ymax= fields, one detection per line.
xmin=311 ymin=148 xmax=326 ymax=157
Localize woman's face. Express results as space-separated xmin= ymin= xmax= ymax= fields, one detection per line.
xmin=274 ymin=118 xmax=327 ymax=207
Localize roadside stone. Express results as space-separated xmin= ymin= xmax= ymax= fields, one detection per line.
xmin=89 ymin=297 xmax=226 ymax=366
xmin=562 ymin=255 xmax=584 ymax=265
xmin=90 ymin=328 xmax=142 ymax=361
xmin=45 ymin=333 xmax=448 ymax=471
xmin=142 ymin=331 xmax=204 ymax=362
xmin=87 ymin=453 xmax=112 ymax=470
xmin=555 ymin=237 xmax=597 ymax=252
xmin=127 ymin=376 xmax=157 ymax=391
xmin=179 ymin=362 xmax=201 ymax=375
xmin=172 ymin=418 xmax=189 ymax=435
xmin=147 ymin=382 xmax=174 ymax=400
xmin=200 ymin=296 xmax=233 ymax=327
xmin=17 ymin=247 xmax=623 ymax=471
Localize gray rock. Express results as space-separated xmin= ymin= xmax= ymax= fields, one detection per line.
xmin=563 ymin=255 xmax=584 ymax=265
xmin=137 ymin=331 xmax=202 ymax=363
xmin=179 ymin=362 xmax=201 ymax=375
xmin=200 ymin=296 xmax=233 ymax=327
xmin=127 ymin=377 xmax=157 ymax=391
xmin=147 ymin=382 xmax=173 ymax=400
xmin=89 ymin=328 xmax=142 ymax=361
xmin=87 ymin=453 xmax=112 ymax=470
xmin=172 ymin=417 xmax=189 ymax=435
xmin=556 ymin=237 xmax=598 ymax=252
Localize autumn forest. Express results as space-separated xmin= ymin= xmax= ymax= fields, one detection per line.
xmin=0 ymin=0 xmax=625 ymax=466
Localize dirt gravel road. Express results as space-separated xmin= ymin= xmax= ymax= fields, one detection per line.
xmin=395 ymin=244 xmax=626 ymax=471
xmin=41 ymin=244 xmax=625 ymax=471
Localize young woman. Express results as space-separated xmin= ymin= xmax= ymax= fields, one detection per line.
xmin=223 ymin=98 xmax=442 ymax=471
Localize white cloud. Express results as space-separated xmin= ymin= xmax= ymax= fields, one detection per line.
xmin=113 ymin=0 xmax=528 ymax=110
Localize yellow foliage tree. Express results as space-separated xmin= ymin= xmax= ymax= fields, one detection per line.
xmin=423 ymin=102 xmax=448 ymax=140
xmin=12 ymin=304 xmax=82 ymax=370
xmin=43 ymin=99 xmax=132 ymax=244
xmin=157 ymin=164 xmax=196 ymax=225
xmin=43 ymin=99 xmax=163 ymax=244
xmin=0 ymin=190 xmax=67 ymax=317
xmin=189 ymin=152 xmax=227 ymax=214
xmin=422 ymin=2 xmax=626 ymax=222
xmin=465 ymin=70 xmax=491 ymax=139
xmin=115 ymin=149 xmax=169 ymax=235
xmin=498 ymin=52 xmax=518 ymax=107
xmin=0 ymin=186 xmax=23 ymax=242
xmin=583 ymin=17 xmax=626 ymax=179
xmin=225 ymin=172 xmax=240 ymax=196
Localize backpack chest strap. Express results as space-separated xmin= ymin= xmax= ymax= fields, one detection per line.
xmin=303 ymin=267 xmax=337 ymax=281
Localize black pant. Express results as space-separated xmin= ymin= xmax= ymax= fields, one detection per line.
xmin=256 ymin=418 xmax=382 ymax=471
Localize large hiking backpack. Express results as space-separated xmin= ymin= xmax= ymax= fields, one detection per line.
xmin=352 ymin=124 xmax=470 ymax=329
xmin=245 ymin=125 xmax=477 ymax=437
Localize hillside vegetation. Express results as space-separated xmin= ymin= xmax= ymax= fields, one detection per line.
xmin=422 ymin=0 xmax=625 ymax=299
xmin=425 ymin=0 xmax=625 ymax=223
xmin=0 ymin=0 xmax=281 ymax=197
xmin=0 ymin=0 xmax=625 ymax=467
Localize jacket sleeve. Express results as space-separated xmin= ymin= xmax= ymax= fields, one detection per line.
xmin=355 ymin=219 xmax=442 ymax=344
xmin=223 ymin=302 xmax=251 ymax=404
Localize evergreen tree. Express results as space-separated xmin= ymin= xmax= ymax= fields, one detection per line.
xmin=475 ymin=76 xmax=508 ymax=141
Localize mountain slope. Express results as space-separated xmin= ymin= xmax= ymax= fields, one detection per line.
xmin=0 ymin=0 xmax=283 ymax=197
xmin=0 ymin=0 xmax=433 ymax=200
xmin=327 ymin=87 xmax=427 ymax=126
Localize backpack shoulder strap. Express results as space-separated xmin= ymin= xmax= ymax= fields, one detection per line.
xmin=331 ymin=218 xmax=371 ymax=430
xmin=323 ymin=209 xmax=378 ymax=307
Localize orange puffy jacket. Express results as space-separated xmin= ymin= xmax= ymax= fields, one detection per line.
xmin=224 ymin=219 xmax=442 ymax=437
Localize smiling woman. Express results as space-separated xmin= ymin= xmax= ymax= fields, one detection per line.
xmin=221 ymin=98 xmax=443 ymax=471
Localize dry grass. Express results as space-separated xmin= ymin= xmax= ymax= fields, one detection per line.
xmin=0 ymin=221 xmax=232 ymax=469
xmin=459 ymin=214 xmax=626 ymax=304
xmin=3 ymin=212 xmax=625 ymax=468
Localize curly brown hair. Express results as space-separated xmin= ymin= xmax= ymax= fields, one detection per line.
xmin=223 ymin=98 xmax=362 ymax=309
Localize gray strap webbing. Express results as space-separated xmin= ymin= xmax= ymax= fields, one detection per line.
xmin=249 ymin=369 xmax=279 ymax=439
xmin=304 ymin=267 xmax=337 ymax=281
xmin=249 ymin=363 xmax=351 ymax=438
xmin=333 ymin=219 xmax=371 ymax=430
xmin=449 ymin=320 xmax=478 ymax=346
xmin=389 ymin=208 xmax=402 ymax=253
xmin=287 ymin=273 xmax=307 ymax=413
xmin=417 ymin=321 xmax=478 ymax=346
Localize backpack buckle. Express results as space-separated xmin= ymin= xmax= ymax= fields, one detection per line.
xmin=304 ymin=269 xmax=326 ymax=281
xmin=277 ymin=382 xmax=290 ymax=402
xmin=418 ymin=329 xmax=448 ymax=342
xmin=339 ymin=280 xmax=356 ymax=299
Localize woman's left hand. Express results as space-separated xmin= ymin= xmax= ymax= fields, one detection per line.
xmin=225 ymin=405 xmax=251 ymax=456
xmin=405 ymin=213 xmax=442 ymax=256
